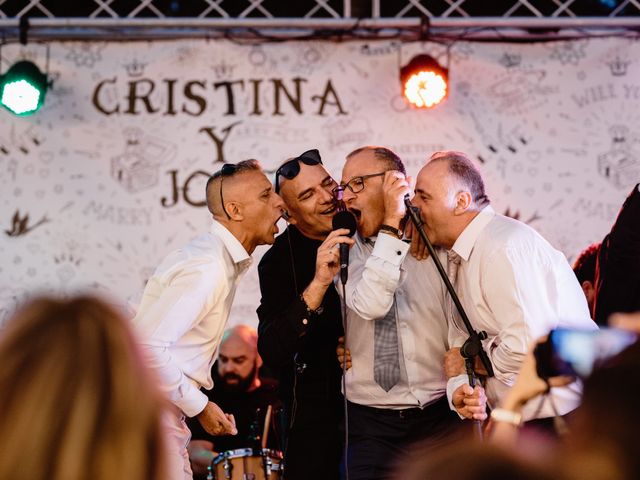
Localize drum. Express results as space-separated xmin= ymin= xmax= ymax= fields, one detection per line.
xmin=207 ymin=448 xmax=283 ymax=480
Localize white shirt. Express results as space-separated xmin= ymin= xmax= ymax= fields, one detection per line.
xmin=132 ymin=220 xmax=252 ymax=417
xmin=339 ymin=232 xmax=450 ymax=409
xmin=446 ymin=206 xmax=596 ymax=420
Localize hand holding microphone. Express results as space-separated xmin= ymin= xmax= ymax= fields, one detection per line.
xmin=381 ymin=171 xmax=411 ymax=230
xmin=331 ymin=210 xmax=357 ymax=285
xmin=302 ymin=212 xmax=356 ymax=312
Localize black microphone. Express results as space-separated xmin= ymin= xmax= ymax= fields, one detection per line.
xmin=331 ymin=210 xmax=357 ymax=284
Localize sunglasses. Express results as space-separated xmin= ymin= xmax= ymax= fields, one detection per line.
xmin=219 ymin=163 xmax=238 ymax=219
xmin=275 ymin=149 xmax=322 ymax=194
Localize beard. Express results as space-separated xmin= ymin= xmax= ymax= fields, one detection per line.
xmin=220 ymin=363 xmax=258 ymax=393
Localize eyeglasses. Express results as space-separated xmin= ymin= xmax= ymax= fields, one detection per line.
xmin=275 ymin=149 xmax=322 ymax=194
xmin=219 ymin=163 xmax=238 ymax=219
xmin=332 ymin=172 xmax=386 ymax=199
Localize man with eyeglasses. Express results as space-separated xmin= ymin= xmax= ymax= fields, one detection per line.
xmin=337 ymin=146 xmax=487 ymax=480
xmin=257 ymin=149 xmax=354 ymax=480
xmin=133 ymin=159 xmax=285 ymax=480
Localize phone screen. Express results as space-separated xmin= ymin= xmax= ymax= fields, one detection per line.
xmin=551 ymin=328 xmax=637 ymax=377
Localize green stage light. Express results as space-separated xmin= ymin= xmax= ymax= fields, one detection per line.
xmin=0 ymin=60 xmax=49 ymax=116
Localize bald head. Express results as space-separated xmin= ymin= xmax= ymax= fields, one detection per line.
xmin=220 ymin=324 xmax=258 ymax=351
xmin=218 ymin=324 xmax=262 ymax=390
xmin=205 ymin=160 xmax=262 ymax=218
xmin=413 ymin=151 xmax=490 ymax=249
xmin=427 ymin=151 xmax=489 ymax=208
xmin=347 ymin=146 xmax=406 ymax=175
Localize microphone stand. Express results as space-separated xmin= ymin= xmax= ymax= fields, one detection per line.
xmin=403 ymin=197 xmax=494 ymax=439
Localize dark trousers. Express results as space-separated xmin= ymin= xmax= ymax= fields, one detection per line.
xmin=344 ymin=396 xmax=463 ymax=480
xmin=284 ymin=424 xmax=342 ymax=480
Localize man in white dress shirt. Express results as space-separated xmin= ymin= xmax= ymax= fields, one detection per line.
xmin=132 ymin=160 xmax=285 ymax=480
xmin=412 ymin=151 xmax=596 ymax=427
xmin=337 ymin=147 xmax=486 ymax=480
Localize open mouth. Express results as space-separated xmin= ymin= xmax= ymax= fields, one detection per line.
xmin=348 ymin=208 xmax=362 ymax=222
xmin=320 ymin=204 xmax=337 ymax=215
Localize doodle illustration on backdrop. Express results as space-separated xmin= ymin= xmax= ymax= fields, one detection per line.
xmin=111 ymin=127 xmax=177 ymax=193
xmin=597 ymin=125 xmax=640 ymax=189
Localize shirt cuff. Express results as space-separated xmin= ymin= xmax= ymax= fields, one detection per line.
xmin=176 ymin=384 xmax=210 ymax=418
xmin=372 ymin=233 xmax=409 ymax=265
xmin=288 ymin=296 xmax=316 ymax=335
xmin=446 ymin=374 xmax=470 ymax=420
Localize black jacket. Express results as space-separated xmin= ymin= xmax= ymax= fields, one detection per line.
xmin=257 ymin=225 xmax=343 ymax=426
xmin=257 ymin=226 xmax=344 ymax=479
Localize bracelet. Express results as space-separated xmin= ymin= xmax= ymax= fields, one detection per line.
xmin=490 ymin=408 xmax=523 ymax=427
xmin=300 ymin=294 xmax=323 ymax=316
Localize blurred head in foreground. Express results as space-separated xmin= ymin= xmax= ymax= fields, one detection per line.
xmin=0 ymin=295 xmax=166 ymax=480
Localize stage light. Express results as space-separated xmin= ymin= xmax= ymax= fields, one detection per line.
xmin=0 ymin=60 xmax=49 ymax=116
xmin=400 ymin=54 xmax=448 ymax=109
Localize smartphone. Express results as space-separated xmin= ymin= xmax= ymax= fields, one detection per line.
xmin=534 ymin=327 xmax=638 ymax=379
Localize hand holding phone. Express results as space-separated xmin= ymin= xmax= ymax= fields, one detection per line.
xmin=534 ymin=327 xmax=637 ymax=379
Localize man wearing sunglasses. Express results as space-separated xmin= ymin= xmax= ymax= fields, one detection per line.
xmin=257 ymin=149 xmax=354 ymax=480
xmin=133 ymin=159 xmax=285 ymax=480
xmin=337 ymin=146 xmax=487 ymax=480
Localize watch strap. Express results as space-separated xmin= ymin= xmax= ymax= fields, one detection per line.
xmin=379 ymin=224 xmax=403 ymax=239
xmin=490 ymin=408 xmax=523 ymax=426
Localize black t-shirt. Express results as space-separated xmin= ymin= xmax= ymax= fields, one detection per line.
xmin=186 ymin=368 xmax=282 ymax=453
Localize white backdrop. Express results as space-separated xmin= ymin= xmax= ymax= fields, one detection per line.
xmin=1 ymin=37 xmax=638 ymax=327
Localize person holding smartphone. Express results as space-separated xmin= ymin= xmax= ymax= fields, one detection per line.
xmin=491 ymin=326 xmax=640 ymax=480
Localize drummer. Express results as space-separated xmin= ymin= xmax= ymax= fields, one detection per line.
xmin=186 ymin=325 xmax=282 ymax=478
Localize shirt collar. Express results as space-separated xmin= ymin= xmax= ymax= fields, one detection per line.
xmin=359 ymin=233 xmax=377 ymax=250
xmin=451 ymin=205 xmax=495 ymax=262
xmin=210 ymin=220 xmax=251 ymax=266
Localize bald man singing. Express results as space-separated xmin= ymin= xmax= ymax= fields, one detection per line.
xmin=133 ymin=160 xmax=285 ymax=480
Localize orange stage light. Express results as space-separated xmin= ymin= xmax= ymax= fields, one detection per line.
xmin=400 ymin=54 xmax=448 ymax=109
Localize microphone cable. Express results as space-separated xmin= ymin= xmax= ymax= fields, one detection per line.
xmin=340 ymin=280 xmax=350 ymax=480
xmin=331 ymin=206 xmax=356 ymax=480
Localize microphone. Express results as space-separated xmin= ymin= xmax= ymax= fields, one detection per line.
xmin=331 ymin=210 xmax=357 ymax=284
xmin=403 ymin=194 xmax=423 ymax=227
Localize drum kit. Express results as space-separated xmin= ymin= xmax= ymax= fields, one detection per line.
xmin=206 ymin=448 xmax=283 ymax=480
xmin=206 ymin=404 xmax=284 ymax=480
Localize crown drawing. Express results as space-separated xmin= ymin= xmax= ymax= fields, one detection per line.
xmin=610 ymin=125 xmax=628 ymax=144
xmin=124 ymin=59 xmax=147 ymax=77
xmin=212 ymin=60 xmax=234 ymax=78
xmin=499 ymin=52 xmax=522 ymax=68
xmin=607 ymin=56 xmax=629 ymax=77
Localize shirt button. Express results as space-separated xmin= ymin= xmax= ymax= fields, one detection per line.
xmin=302 ymin=318 xmax=308 ymax=325
xmin=396 ymin=250 xmax=402 ymax=255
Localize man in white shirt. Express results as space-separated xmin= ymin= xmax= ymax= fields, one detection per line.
xmin=337 ymin=146 xmax=486 ymax=480
xmin=412 ymin=151 xmax=596 ymax=426
xmin=133 ymin=160 xmax=285 ymax=480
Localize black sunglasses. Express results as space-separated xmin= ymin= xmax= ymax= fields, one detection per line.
xmin=274 ymin=149 xmax=322 ymax=194
xmin=219 ymin=163 xmax=238 ymax=219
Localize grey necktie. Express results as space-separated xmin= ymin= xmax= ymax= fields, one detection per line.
xmin=446 ymin=250 xmax=462 ymax=331
xmin=374 ymin=296 xmax=400 ymax=392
